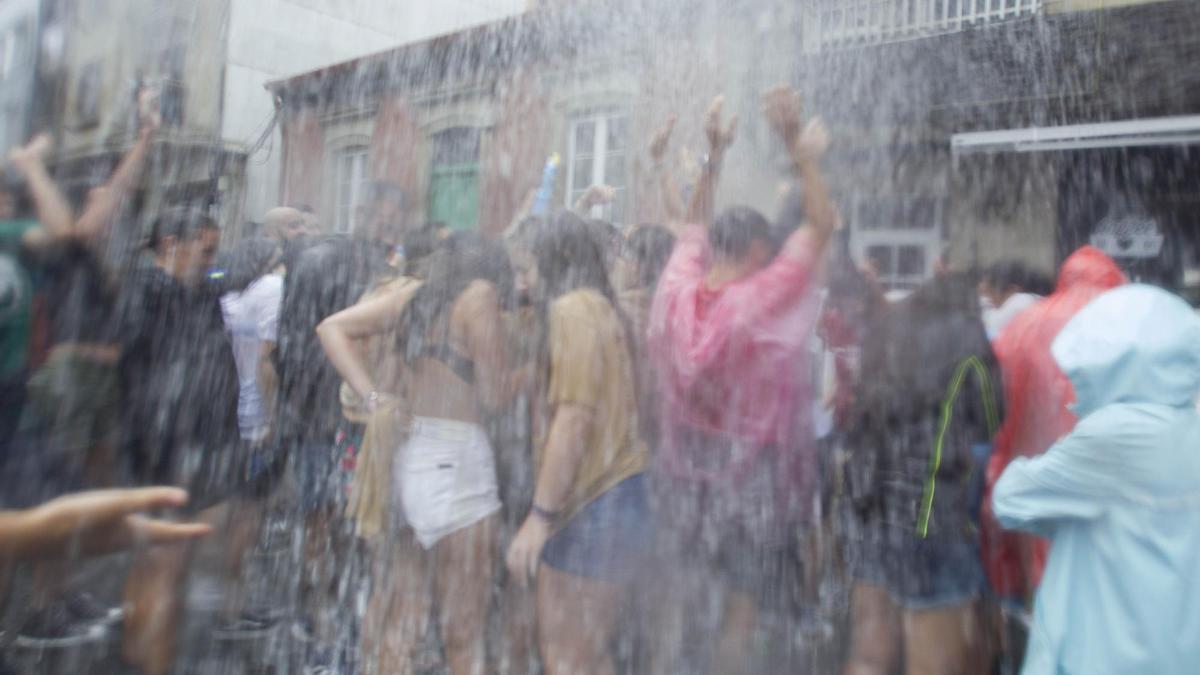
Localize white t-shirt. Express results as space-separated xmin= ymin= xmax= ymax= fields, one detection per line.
xmin=221 ymin=273 xmax=283 ymax=442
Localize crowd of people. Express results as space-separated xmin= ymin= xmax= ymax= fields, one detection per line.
xmin=1 ymin=82 xmax=1198 ymax=675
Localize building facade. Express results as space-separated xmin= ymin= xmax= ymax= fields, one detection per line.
xmin=269 ymin=0 xmax=1200 ymax=293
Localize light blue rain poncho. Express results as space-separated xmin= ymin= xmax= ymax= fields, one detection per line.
xmin=993 ymin=284 xmax=1200 ymax=675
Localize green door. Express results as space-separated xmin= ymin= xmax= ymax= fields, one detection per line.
xmin=428 ymin=162 xmax=479 ymax=231
xmin=428 ymin=128 xmax=481 ymax=231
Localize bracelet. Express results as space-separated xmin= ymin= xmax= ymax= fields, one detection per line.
xmin=531 ymin=504 xmax=560 ymax=522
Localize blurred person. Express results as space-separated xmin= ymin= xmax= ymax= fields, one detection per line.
xmin=262 ymin=206 xmax=308 ymax=244
xmin=113 ymin=208 xmax=241 ymax=675
xmin=505 ymin=211 xmax=650 ymax=675
xmin=646 ymin=88 xmax=835 ymax=673
xmin=319 ymin=232 xmax=512 ymax=675
xmin=2 ymin=114 xmax=158 ymax=644
xmin=981 ymin=247 xmax=1126 ymax=609
xmin=980 ymin=261 xmax=1044 ymax=340
xmin=214 ymin=236 xmax=286 ymax=638
xmin=994 ymin=284 xmax=1200 ymax=675
xmin=270 ymin=187 xmax=408 ymax=670
xmin=842 ymin=272 xmax=1002 ymax=675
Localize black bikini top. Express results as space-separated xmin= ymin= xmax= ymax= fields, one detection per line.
xmin=420 ymin=341 xmax=476 ymax=385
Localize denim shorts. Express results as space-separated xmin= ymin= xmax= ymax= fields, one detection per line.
xmin=541 ymin=474 xmax=653 ymax=584
xmin=847 ymin=512 xmax=985 ymax=610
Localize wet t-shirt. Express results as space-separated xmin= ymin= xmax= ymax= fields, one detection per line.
xmin=115 ymin=263 xmax=239 ymax=480
xmin=537 ymin=288 xmax=645 ymax=525
xmin=221 ymin=273 xmax=283 ymax=442
xmin=648 ymin=225 xmax=819 ymax=501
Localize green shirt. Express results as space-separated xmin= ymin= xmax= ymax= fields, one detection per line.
xmin=0 ymin=220 xmax=38 ymax=378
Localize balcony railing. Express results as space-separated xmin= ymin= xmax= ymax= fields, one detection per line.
xmin=808 ymin=0 xmax=1041 ymax=49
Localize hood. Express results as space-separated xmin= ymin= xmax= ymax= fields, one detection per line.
xmin=1054 ymin=246 xmax=1127 ymax=294
xmin=1052 ymin=284 xmax=1200 ymax=417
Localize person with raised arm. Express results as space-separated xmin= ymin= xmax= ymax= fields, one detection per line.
xmin=646 ymin=87 xmax=835 ymax=674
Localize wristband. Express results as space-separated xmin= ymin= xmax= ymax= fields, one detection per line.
xmin=531 ymin=504 xmax=560 ymax=523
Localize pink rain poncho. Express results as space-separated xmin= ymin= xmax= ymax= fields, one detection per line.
xmin=983 ymin=246 xmax=1127 ymax=600
xmin=647 ymin=225 xmax=821 ymax=508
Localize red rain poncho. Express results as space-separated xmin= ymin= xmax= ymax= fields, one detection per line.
xmin=647 ymin=225 xmax=820 ymax=501
xmin=983 ymin=246 xmax=1127 ymax=600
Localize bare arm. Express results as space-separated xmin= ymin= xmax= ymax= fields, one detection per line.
xmin=257 ymin=341 xmax=278 ymax=432
xmin=647 ymin=116 xmax=685 ymax=225
xmin=73 ymin=126 xmax=154 ymax=243
xmin=762 ymin=86 xmax=836 ymax=259
xmin=532 ymin=404 xmax=593 ymax=513
xmin=461 ymin=281 xmax=509 ymax=412
xmin=684 ymin=96 xmax=737 ymax=229
xmin=9 ymin=135 xmax=74 ymax=252
xmin=316 ymin=281 xmax=419 ymax=399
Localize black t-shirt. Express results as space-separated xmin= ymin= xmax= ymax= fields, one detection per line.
xmin=114 ymin=263 xmax=239 ymax=480
xmin=34 ymin=240 xmax=118 ymax=345
xmin=273 ymin=236 xmax=386 ymax=446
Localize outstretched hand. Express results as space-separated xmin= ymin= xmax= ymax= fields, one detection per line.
xmin=7 ymin=133 xmax=53 ymax=173
xmin=762 ymin=86 xmax=803 ymax=144
xmin=25 ymin=487 xmax=212 ymax=560
xmin=648 ymin=116 xmax=677 ymax=163
xmin=137 ymin=85 xmax=162 ymax=134
xmin=574 ymin=184 xmax=617 ymax=212
xmin=703 ymin=96 xmax=738 ymax=158
xmin=795 ymin=117 xmax=831 ymax=163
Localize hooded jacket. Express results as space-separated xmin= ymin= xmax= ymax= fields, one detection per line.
xmin=983 ymin=246 xmax=1127 ymax=598
xmin=993 ymin=284 xmax=1200 ymax=675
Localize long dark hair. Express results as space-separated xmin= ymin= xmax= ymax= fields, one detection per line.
xmin=624 ymin=223 xmax=676 ymax=290
xmin=531 ymin=210 xmax=618 ymax=305
xmin=395 ymin=231 xmax=514 ymax=363
xmin=219 ymin=237 xmax=280 ymax=293
xmin=529 ymin=211 xmax=635 ymax=394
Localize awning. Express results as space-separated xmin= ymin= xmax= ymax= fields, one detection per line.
xmin=951 ymin=116 xmax=1200 ymax=154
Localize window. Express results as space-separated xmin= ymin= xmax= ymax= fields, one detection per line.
xmin=567 ymin=113 xmax=628 ymax=222
xmin=428 ymin=127 xmax=481 ymax=231
xmin=850 ymin=194 xmax=942 ymax=292
xmin=334 ymin=146 xmax=369 ymax=234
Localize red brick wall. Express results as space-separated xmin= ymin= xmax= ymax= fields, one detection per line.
xmin=480 ymin=70 xmax=553 ymax=236
xmin=280 ymin=106 xmax=326 ymax=211
xmin=369 ymin=95 xmax=423 ymax=204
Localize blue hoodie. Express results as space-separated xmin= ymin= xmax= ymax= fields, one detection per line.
xmin=993 ymin=284 xmax=1200 ymax=675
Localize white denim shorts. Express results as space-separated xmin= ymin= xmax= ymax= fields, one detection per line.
xmin=392 ymin=416 xmax=501 ymax=549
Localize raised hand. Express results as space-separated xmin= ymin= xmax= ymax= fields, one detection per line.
xmin=7 ymin=133 xmax=53 ymax=172
xmin=795 ymin=117 xmax=831 ymax=163
xmin=762 ymin=86 xmax=803 ymax=145
xmin=137 ymin=84 xmax=162 ymax=134
xmin=574 ymin=184 xmax=617 ymax=212
xmin=649 ymin=115 xmax=677 ymax=164
xmin=703 ymin=95 xmax=738 ymax=158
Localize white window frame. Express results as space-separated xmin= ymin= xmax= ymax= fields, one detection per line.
xmin=849 ymin=194 xmax=943 ymax=293
xmin=566 ymin=112 xmax=628 ymax=222
xmin=334 ymin=146 xmax=369 ymax=234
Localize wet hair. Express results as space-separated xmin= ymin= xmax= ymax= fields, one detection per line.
xmin=584 ymin=218 xmax=621 ymax=270
xmin=147 ymin=207 xmax=218 ymax=252
xmin=218 ymin=237 xmax=280 ymax=293
xmin=532 ymin=211 xmax=618 ymax=303
xmin=624 ymin=223 xmax=676 ymax=290
xmin=709 ymin=205 xmax=772 ymax=260
xmin=984 ymin=261 xmax=1054 ymax=297
xmin=395 ymin=231 xmax=514 ymax=363
xmin=401 ymin=222 xmax=443 ymax=278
